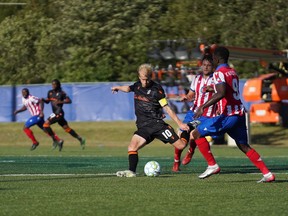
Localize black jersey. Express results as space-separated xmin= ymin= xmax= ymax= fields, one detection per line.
xmin=47 ymin=89 xmax=67 ymax=114
xmin=129 ymin=80 xmax=166 ymax=128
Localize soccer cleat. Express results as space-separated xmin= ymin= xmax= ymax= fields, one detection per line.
xmin=30 ymin=142 xmax=39 ymax=151
xmin=257 ymin=172 xmax=275 ymax=183
xmin=58 ymin=140 xmax=64 ymax=152
xmin=52 ymin=141 xmax=58 ymax=150
xmin=187 ymin=120 xmax=201 ymax=131
xmin=116 ymin=170 xmax=136 ymax=177
xmin=172 ymin=161 xmax=181 ymax=172
xmin=198 ymin=164 xmax=220 ymax=179
xmin=80 ymin=137 xmax=86 ymax=150
xmin=182 ymin=151 xmax=193 ymax=165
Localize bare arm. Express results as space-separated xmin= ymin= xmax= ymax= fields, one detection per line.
xmin=181 ymin=90 xmax=195 ymax=102
xmin=39 ymin=99 xmax=44 ymax=117
xmin=194 ymin=83 xmax=226 ymax=118
xmin=111 ymin=86 xmax=131 ymax=93
xmin=14 ymin=105 xmax=27 ymax=115
xmin=55 ymin=96 xmax=72 ymax=104
xmin=163 ymin=105 xmax=189 ymax=131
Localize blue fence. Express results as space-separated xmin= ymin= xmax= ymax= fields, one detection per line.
xmin=0 ymin=81 xmax=248 ymax=122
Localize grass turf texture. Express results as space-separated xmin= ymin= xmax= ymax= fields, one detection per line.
xmin=0 ymin=122 xmax=287 ymax=216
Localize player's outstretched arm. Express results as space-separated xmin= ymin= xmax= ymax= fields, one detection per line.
xmin=111 ymin=86 xmax=130 ymax=93
xmin=181 ymin=90 xmax=194 ymax=102
xmin=14 ymin=105 xmax=27 ymax=115
xmin=163 ymin=105 xmax=189 ymax=132
xmin=42 ymin=98 xmax=50 ymax=104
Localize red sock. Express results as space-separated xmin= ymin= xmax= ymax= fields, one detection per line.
xmin=195 ymin=137 xmax=216 ymax=166
xmin=44 ymin=131 xmax=60 ymax=142
xmin=24 ymin=128 xmax=37 ymax=144
xmin=188 ymin=140 xmax=197 ymax=154
xmin=54 ymin=134 xmax=60 ymax=142
xmin=174 ymin=147 xmax=183 ymax=162
xmin=246 ymin=148 xmax=270 ymax=175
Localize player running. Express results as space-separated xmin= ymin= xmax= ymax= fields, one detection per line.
xmin=111 ymin=64 xmax=189 ymax=177
xmin=42 ymin=79 xmax=86 ymax=151
xmin=192 ymin=46 xmax=275 ymax=183
xmin=14 ymin=88 xmax=60 ymax=150
xmin=173 ymin=55 xmax=219 ymax=175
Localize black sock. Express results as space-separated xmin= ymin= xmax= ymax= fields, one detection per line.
xmin=128 ymin=153 xmax=138 ymax=173
xmin=180 ymin=131 xmax=190 ymax=144
xmin=44 ymin=127 xmax=57 ymax=142
xmin=68 ymin=129 xmax=81 ymax=140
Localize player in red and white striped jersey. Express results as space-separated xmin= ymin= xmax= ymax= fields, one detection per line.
xmin=14 ymin=88 xmax=60 ymax=150
xmin=172 ymin=55 xmax=219 ymax=172
xmin=192 ymin=46 xmax=275 ymax=182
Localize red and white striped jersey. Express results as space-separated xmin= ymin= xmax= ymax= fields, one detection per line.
xmin=213 ymin=64 xmax=245 ymax=116
xmin=22 ymin=95 xmax=41 ymax=116
xmin=190 ymin=74 xmax=217 ymax=117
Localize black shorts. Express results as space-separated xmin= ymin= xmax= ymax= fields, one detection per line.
xmin=135 ymin=120 xmax=179 ymax=145
xmin=47 ymin=112 xmax=68 ymax=127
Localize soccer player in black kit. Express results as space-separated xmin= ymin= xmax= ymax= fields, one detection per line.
xmin=42 ymin=79 xmax=86 ymax=151
xmin=111 ymin=64 xmax=189 ymax=177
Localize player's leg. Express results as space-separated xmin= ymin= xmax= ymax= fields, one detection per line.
xmin=37 ymin=117 xmax=61 ymax=141
xmin=182 ymin=140 xmax=197 ymax=165
xmin=227 ymin=115 xmax=275 ymax=183
xmin=173 ymin=110 xmax=194 ymax=171
xmin=191 ymin=117 xmax=221 ymax=179
xmin=23 ymin=116 xmax=40 ymax=150
xmin=43 ymin=114 xmax=63 ymax=150
xmin=60 ymin=118 xmax=86 ymax=149
xmin=116 ymin=134 xmax=147 ymax=177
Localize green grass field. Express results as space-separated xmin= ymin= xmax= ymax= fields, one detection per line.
xmin=0 ymin=122 xmax=287 ymax=216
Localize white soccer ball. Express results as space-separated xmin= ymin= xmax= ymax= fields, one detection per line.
xmin=144 ymin=161 xmax=161 ymax=177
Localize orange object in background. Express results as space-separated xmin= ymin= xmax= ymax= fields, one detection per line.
xmin=243 ymin=73 xmax=277 ymax=102
xmin=250 ymin=102 xmax=280 ymax=124
xmin=271 ymin=78 xmax=288 ymax=101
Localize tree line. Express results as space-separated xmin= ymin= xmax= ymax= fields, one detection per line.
xmin=0 ymin=0 xmax=287 ymax=84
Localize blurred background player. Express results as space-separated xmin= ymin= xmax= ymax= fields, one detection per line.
xmin=173 ymin=55 xmax=219 ymax=175
xmin=14 ymin=88 xmax=60 ymax=150
xmin=42 ymin=79 xmax=86 ymax=151
xmin=111 ymin=64 xmax=189 ymax=177
xmin=193 ymin=46 xmax=275 ymax=182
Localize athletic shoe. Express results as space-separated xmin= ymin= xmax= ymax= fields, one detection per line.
xmin=58 ymin=140 xmax=64 ymax=152
xmin=116 ymin=170 xmax=136 ymax=177
xmin=182 ymin=151 xmax=193 ymax=165
xmin=188 ymin=120 xmax=201 ymax=131
xmin=30 ymin=142 xmax=39 ymax=151
xmin=198 ymin=164 xmax=220 ymax=179
xmin=172 ymin=162 xmax=181 ymax=172
xmin=52 ymin=141 xmax=58 ymax=150
xmin=257 ymin=172 xmax=275 ymax=183
xmin=80 ymin=137 xmax=86 ymax=150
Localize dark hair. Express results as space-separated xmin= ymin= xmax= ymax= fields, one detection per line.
xmin=202 ymin=54 xmax=213 ymax=64
xmin=22 ymin=88 xmax=29 ymax=95
xmin=214 ymin=46 xmax=229 ymax=62
xmin=52 ymin=79 xmax=61 ymax=90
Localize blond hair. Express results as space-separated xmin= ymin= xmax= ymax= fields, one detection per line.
xmin=138 ymin=64 xmax=153 ymax=77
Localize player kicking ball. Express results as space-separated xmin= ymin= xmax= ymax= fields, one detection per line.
xmin=14 ymin=88 xmax=61 ymax=150
xmin=111 ymin=64 xmax=189 ymax=177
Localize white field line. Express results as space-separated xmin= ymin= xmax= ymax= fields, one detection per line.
xmin=0 ymin=173 xmax=116 ymax=177
xmin=0 ymin=173 xmax=287 ymax=177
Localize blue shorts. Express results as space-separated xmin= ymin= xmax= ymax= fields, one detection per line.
xmin=183 ymin=110 xmax=208 ymax=124
xmin=182 ymin=110 xmax=218 ymax=139
xmin=197 ymin=114 xmax=248 ymax=145
xmin=25 ymin=115 xmax=45 ymax=129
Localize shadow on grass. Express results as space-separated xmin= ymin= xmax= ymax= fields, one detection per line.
xmin=251 ymin=127 xmax=288 ymax=145
xmin=0 ymin=175 xmax=115 ymax=183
